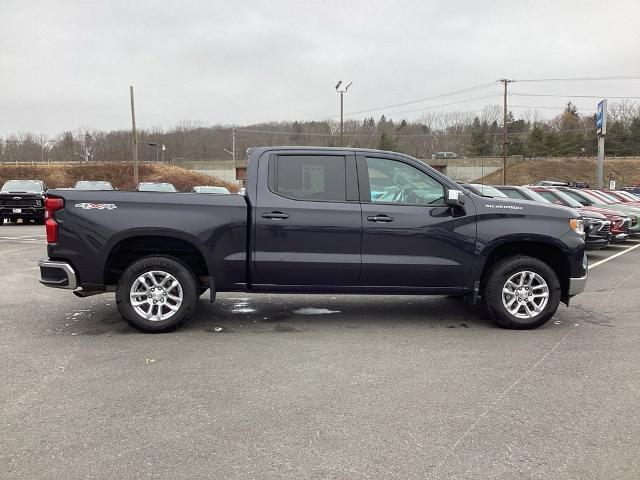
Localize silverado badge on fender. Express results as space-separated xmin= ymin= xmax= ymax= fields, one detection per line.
xmin=74 ymin=203 xmax=117 ymax=210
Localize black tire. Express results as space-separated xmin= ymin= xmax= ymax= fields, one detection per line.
xmin=481 ymin=255 xmax=561 ymax=330
xmin=116 ymin=255 xmax=199 ymax=333
xmin=35 ymin=214 xmax=45 ymax=225
xmin=0 ymin=216 xmax=4 ymax=226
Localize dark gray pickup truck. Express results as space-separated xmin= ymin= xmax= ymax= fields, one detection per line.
xmin=38 ymin=147 xmax=588 ymax=332
xmin=0 ymin=179 xmax=47 ymax=225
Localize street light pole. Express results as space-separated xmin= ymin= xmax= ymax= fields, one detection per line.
xmin=335 ymin=81 xmax=353 ymax=147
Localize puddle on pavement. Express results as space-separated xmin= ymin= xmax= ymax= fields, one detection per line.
xmin=292 ymin=308 xmax=341 ymax=315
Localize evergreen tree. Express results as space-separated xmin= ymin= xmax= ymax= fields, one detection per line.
xmin=378 ymin=132 xmax=399 ymax=151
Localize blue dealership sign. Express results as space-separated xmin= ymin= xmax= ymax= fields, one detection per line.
xmin=596 ymin=99 xmax=607 ymax=135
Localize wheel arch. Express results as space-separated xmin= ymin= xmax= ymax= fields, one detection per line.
xmin=103 ymin=229 xmax=212 ymax=288
xmin=478 ymin=239 xmax=571 ymax=303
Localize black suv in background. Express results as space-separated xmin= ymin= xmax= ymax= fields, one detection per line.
xmin=0 ymin=179 xmax=47 ymax=225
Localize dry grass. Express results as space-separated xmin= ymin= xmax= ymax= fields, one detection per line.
xmin=0 ymin=163 xmax=238 ymax=192
xmin=480 ymin=157 xmax=640 ymax=186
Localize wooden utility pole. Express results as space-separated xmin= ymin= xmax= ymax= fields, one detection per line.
xmin=232 ymin=128 xmax=236 ymax=162
xmin=130 ymin=86 xmax=139 ymax=186
xmin=499 ymin=78 xmax=514 ymax=185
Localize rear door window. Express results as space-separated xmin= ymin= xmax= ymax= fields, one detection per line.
xmin=271 ymin=155 xmax=347 ymax=202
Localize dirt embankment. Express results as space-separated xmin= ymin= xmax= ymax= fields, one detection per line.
xmin=0 ymin=163 xmax=238 ymax=192
xmin=480 ymin=157 xmax=640 ymax=186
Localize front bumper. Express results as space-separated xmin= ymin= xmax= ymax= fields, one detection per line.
xmin=569 ymin=275 xmax=588 ymax=295
xmin=0 ymin=207 xmax=43 ymax=217
xmin=611 ymin=233 xmax=630 ymax=243
xmin=568 ymin=252 xmax=588 ymax=296
xmin=585 ymin=238 xmax=609 ymax=250
xmin=38 ymin=258 xmax=78 ymax=289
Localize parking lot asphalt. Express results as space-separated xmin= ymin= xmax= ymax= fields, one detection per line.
xmin=1 ymin=224 xmax=639 ymax=479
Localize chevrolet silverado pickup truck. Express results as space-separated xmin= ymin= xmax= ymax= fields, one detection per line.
xmin=38 ymin=147 xmax=588 ymax=332
xmin=0 ymin=179 xmax=47 ymax=225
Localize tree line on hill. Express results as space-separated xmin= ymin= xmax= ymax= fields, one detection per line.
xmin=1 ymin=101 xmax=639 ymax=164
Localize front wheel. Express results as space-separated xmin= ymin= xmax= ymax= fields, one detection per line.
xmin=482 ymin=255 xmax=561 ymax=329
xmin=116 ymin=256 xmax=199 ymax=333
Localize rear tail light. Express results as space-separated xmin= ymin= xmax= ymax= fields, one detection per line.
xmin=45 ymin=197 xmax=64 ymax=243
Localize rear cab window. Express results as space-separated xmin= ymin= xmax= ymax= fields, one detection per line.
xmin=270 ymin=155 xmax=347 ymax=202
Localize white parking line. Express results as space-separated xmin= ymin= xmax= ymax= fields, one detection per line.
xmin=589 ymin=242 xmax=640 ymax=269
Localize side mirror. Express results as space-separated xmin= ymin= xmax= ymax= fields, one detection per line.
xmin=446 ymin=189 xmax=466 ymax=208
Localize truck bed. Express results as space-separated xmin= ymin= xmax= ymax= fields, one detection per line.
xmin=46 ymin=189 xmax=249 ymax=291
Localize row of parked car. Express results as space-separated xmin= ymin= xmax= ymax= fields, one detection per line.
xmin=0 ymin=179 xmax=232 ymax=225
xmin=459 ymin=182 xmax=640 ymax=250
xmin=72 ymin=180 xmax=231 ymax=194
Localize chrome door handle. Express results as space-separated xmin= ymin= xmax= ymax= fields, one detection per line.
xmin=367 ymin=215 xmax=394 ymax=222
xmin=261 ymin=211 xmax=289 ymax=220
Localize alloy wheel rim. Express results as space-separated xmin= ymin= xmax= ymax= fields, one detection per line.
xmin=501 ymin=270 xmax=549 ymax=319
xmin=129 ymin=270 xmax=183 ymax=322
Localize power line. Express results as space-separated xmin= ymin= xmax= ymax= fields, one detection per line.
xmin=511 ymin=92 xmax=640 ymax=99
xmin=508 ymin=105 xmax=596 ymax=111
xmin=342 ymin=81 xmax=498 ymax=117
xmin=349 ymin=94 xmax=502 ymax=118
xmin=235 ymin=128 xmax=334 ymax=137
xmin=515 ymin=74 xmax=640 ymax=83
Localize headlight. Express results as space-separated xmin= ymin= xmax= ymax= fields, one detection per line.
xmin=570 ymin=218 xmax=585 ymax=236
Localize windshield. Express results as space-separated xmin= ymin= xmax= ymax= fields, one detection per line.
xmin=561 ymin=189 xmax=594 ymax=205
xmin=584 ymin=190 xmax=614 ymax=204
xmin=521 ymin=189 xmax=550 ymax=203
xmin=595 ymin=191 xmax=620 ymax=203
xmin=194 ymin=186 xmax=230 ymax=194
xmin=2 ymin=180 xmax=42 ymax=193
xmin=469 ymin=184 xmax=508 ymax=198
xmin=138 ymin=183 xmax=177 ymax=192
xmin=551 ymin=190 xmax=583 ymax=208
xmin=618 ymin=191 xmax=639 ymax=201
xmin=75 ymin=181 xmax=113 ymax=190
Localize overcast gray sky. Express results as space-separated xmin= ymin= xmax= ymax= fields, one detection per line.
xmin=1 ymin=0 xmax=639 ymax=136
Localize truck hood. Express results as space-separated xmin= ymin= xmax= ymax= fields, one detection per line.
xmin=0 ymin=192 xmax=44 ymax=198
xmin=577 ymin=208 xmax=607 ymax=220
xmin=579 ymin=205 xmax=628 ymax=219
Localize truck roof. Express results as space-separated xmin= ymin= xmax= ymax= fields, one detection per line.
xmin=247 ymin=146 xmax=417 ymax=160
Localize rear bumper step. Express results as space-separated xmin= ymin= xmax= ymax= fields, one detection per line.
xmin=38 ymin=258 xmax=78 ymax=290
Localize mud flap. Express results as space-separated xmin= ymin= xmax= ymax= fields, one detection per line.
xmin=464 ymin=281 xmax=480 ymax=305
xmin=208 ymin=276 xmax=216 ymax=303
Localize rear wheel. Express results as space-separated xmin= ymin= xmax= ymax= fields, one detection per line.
xmin=482 ymin=255 xmax=560 ymax=329
xmin=116 ymin=256 xmax=199 ymax=333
